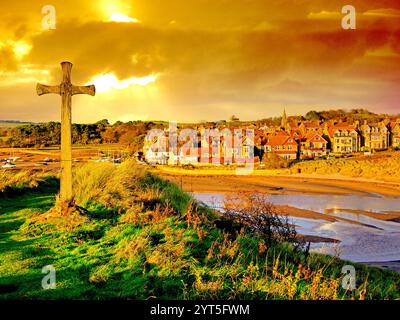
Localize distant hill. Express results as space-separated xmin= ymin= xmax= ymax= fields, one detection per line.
xmin=0 ymin=120 xmax=34 ymax=128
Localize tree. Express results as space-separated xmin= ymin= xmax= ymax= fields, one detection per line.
xmin=95 ymin=119 xmax=110 ymax=135
xmin=113 ymin=120 xmax=123 ymax=127
xmin=119 ymin=130 xmax=143 ymax=148
xmin=101 ymin=127 xmax=119 ymax=143
xmin=96 ymin=119 xmax=110 ymax=127
xmin=305 ymin=110 xmax=322 ymax=121
xmin=262 ymin=153 xmax=291 ymax=169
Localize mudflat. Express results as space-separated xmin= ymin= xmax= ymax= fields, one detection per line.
xmin=159 ymin=172 xmax=400 ymax=197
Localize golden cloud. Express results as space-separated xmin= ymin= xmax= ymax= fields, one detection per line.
xmin=0 ymin=0 xmax=399 ymax=122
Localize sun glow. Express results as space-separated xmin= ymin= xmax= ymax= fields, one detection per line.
xmin=100 ymin=0 xmax=140 ymax=23
xmin=108 ymin=13 xmax=141 ymax=23
xmin=89 ymin=73 xmax=159 ymax=92
xmin=0 ymin=40 xmax=32 ymax=60
xmin=13 ymin=41 xmax=32 ymax=59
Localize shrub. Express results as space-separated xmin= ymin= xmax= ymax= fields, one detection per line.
xmin=0 ymin=169 xmax=56 ymax=196
xmin=262 ymin=153 xmax=292 ymax=169
xmin=73 ymin=160 xmax=145 ymax=208
xmin=223 ymin=193 xmax=302 ymax=249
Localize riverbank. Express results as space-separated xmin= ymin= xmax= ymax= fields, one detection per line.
xmin=157 ymin=171 xmax=400 ymax=197
xmin=275 ymin=205 xmax=392 ymax=226
xmin=325 ymin=208 xmax=400 ymax=222
xmin=365 ymin=261 xmax=400 ymax=273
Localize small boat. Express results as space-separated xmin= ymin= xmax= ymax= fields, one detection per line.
xmin=1 ymin=163 xmax=16 ymax=168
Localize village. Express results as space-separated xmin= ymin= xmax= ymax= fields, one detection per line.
xmin=143 ymin=109 xmax=400 ymax=165
xmin=1 ymin=109 xmax=400 ymax=169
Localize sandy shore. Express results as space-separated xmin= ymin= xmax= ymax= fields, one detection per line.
xmin=325 ymin=208 xmax=400 ymax=222
xmin=159 ymin=172 xmax=400 ymax=197
xmin=364 ymin=261 xmax=400 ymax=272
xmin=275 ymin=205 xmax=387 ymax=227
xmin=299 ymin=234 xmax=339 ymax=244
xmin=160 ymin=172 xmax=400 ymax=224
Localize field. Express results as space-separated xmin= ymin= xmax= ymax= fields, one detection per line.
xmin=1 ymin=162 xmax=400 ymax=300
xmin=0 ymin=144 xmax=124 ymax=170
xmin=0 ymin=121 xmax=33 ymax=129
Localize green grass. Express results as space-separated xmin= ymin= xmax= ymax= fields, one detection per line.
xmin=0 ymin=163 xmax=399 ymax=300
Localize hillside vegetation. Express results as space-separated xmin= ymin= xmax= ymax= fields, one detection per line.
xmin=0 ymin=170 xmax=57 ymax=195
xmin=290 ymin=152 xmax=400 ymax=182
xmin=1 ymin=162 xmax=399 ymax=299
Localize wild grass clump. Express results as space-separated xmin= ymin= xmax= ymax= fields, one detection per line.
xmin=22 ymin=198 xmax=89 ymax=233
xmin=140 ymin=173 xmax=193 ymax=215
xmin=0 ymin=170 xmax=56 ymax=196
xmin=73 ymin=160 xmax=192 ymax=216
xmin=73 ymin=160 xmax=145 ymax=209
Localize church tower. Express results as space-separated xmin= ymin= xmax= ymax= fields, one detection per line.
xmin=281 ymin=108 xmax=287 ymax=129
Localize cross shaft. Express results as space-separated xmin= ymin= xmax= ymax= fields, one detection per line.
xmin=37 ymin=61 xmax=95 ymax=201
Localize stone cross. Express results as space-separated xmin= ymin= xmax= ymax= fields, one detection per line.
xmin=37 ymin=61 xmax=95 ymax=201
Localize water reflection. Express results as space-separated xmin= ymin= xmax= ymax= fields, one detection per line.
xmin=193 ymin=193 xmax=400 ymax=263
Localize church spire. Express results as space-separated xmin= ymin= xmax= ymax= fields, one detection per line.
xmin=281 ymin=108 xmax=287 ymax=129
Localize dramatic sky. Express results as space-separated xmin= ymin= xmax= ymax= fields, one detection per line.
xmin=0 ymin=0 xmax=399 ymax=123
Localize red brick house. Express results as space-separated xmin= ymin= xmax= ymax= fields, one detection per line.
xmin=389 ymin=120 xmax=400 ymax=149
xmin=300 ymin=132 xmax=328 ymax=159
xmin=264 ymin=135 xmax=299 ymax=160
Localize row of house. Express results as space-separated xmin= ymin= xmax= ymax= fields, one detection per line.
xmin=144 ymin=129 xmax=254 ymax=165
xmin=143 ymin=110 xmax=400 ymax=164
xmin=261 ymin=110 xmax=400 ymax=160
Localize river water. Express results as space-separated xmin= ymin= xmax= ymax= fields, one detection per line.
xmin=192 ymin=193 xmax=400 ymax=263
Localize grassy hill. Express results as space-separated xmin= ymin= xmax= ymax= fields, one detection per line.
xmin=290 ymin=151 xmax=400 ymax=182
xmin=0 ymin=162 xmax=399 ymax=299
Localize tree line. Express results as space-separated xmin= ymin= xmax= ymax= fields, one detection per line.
xmin=0 ymin=109 xmax=396 ymax=150
xmin=0 ymin=119 xmax=160 ymax=152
